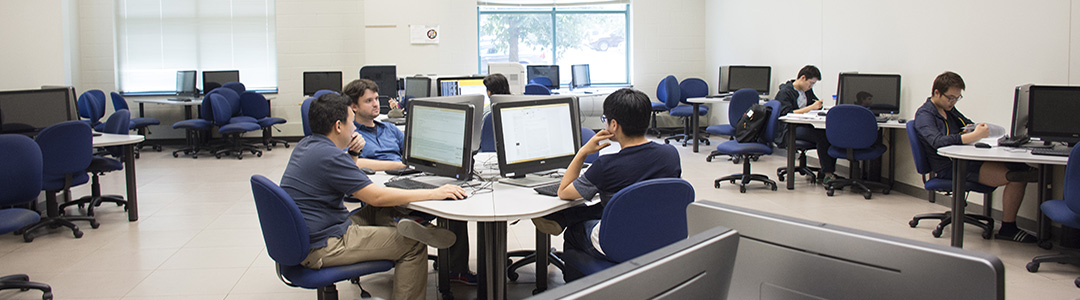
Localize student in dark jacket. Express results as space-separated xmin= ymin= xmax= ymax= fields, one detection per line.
xmin=774 ymin=65 xmax=840 ymax=184
xmin=912 ymin=71 xmax=1037 ymax=243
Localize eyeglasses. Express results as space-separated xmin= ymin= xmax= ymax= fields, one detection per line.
xmin=944 ymin=94 xmax=963 ymax=102
xmin=600 ymin=115 xmax=608 ymax=124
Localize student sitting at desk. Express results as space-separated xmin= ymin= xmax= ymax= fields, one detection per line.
xmin=483 ymin=73 xmax=511 ymax=95
xmin=532 ymin=88 xmax=682 ymax=261
xmin=775 ymin=65 xmax=841 ymax=185
xmin=280 ymin=93 xmax=465 ymax=300
xmin=913 ymin=71 xmax=1038 ymax=243
xmin=342 ymin=79 xmax=479 ymax=285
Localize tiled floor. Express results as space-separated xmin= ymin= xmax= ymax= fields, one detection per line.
xmin=1 ymin=136 xmax=1078 ymax=299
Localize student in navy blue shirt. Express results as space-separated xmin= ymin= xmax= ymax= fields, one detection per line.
xmin=343 ymin=79 xmax=408 ymax=171
xmin=532 ymin=88 xmax=682 ymax=262
xmin=912 ymin=71 xmax=1037 ymax=243
xmin=280 ymin=93 xmax=467 ymax=300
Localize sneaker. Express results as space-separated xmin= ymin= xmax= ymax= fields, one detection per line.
xmin=995 ymin=229 xmax=1037 ymax=243
xmin=397 ymin=219 xmax=456 ymax=249
xmin=821 ymin=174 xmax=844 ymax=187
xmin=449 ymin=272 xmax=478 ymax=286
xmin=532 ymin=217 xmax=564 ymax=236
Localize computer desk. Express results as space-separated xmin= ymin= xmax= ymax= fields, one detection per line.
xmin=938 ymin=142 xmax=1068 ymax=249
xmin=132 ymin=98 xmax=203 ymax=120
xmin=779 ymin=112 xmax=906 ymax=190
xmin=92 ymin=133 xmax=145 ymax=221
xmin=687 ymin=97 xmax=734 ymax=152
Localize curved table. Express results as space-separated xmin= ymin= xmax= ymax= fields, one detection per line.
xmin=93 ymin=133 xmax=145 ymax=221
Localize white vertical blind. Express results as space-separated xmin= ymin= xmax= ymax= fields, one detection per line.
xmin=116 ymin=0 xmax=276 ymax=93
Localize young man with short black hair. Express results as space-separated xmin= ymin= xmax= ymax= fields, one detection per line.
xmin=483 ymin=73 xmax=511 ymax=96
xmin=775 ymin=65 xmax=841 ymax=184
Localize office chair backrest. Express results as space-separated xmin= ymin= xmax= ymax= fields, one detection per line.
xmin=301 ymin=96 xmax=315 ymax=136
xmin=825 ymin=104 xmax=878 ymax=149
xmin=110 ymin=92 xmax=131 ymax=111
xmin=212 ymin=88 xmax=242 ymax=117
xmin=1065 ymin=145 xmax=1080 ymax=213
xmin=208 ymin=94 xmax=234 ymax=126
xmin=102 ymin=109 xmax=131 ymax=157
xmin=313 ymin=89 xmax=338 ymax=98
xmin=222 ymin=81 xmax=246 ymax=95
xmin=761 ymin=100 xmax=782 ymax=143
xmin=240 ymin=91 xmax=271 ymax=119
xmin=729 ymin=89 xmax=758 ymax=126
xmin=580 ymin=127 xmax=598 ymax=164
xmin=658 ymin=75 xmax=681 ymax=109
xmin=250 ymin=175 xmax=311 ymax=266
xmin=679 ymin=78 xmax=709 ymax=103
xmin=77 ymin=91 xmax=105 ymax=123
xmin=530 ymin=76 xmax=553 ymax=88
xmin=599 ymin=178 xmax=694 ymax=262
xmin=88 ymin=89 xmax=107 ymax=114
xmin=905 ymin=122 xmax=933 ymax=175
xmin=479 ymin=113 xmax=495 ymax=153
xmin=36 ymin=121 xmax=92 ymax=181
xmin=0 ymin=134 xmax=42 ymax=206
xmin=524 ymin=83 xmax=552 ymax=95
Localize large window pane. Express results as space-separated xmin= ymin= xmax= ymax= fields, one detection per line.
xmin=555 ymin=13 xmax=626 ymax=84
xmin=479 ymin=13 xmax=554 ymax=74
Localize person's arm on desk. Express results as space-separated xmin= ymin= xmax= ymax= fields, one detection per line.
xmin=355 ymin=158 xmax=408 ymax=171
xmin=352 ymin=184 xmax=467 ymax=206
xmin=792 ymin=100 xmax=822 ymax=114
xmin=557 ymin=130 xmax=614 ymax=200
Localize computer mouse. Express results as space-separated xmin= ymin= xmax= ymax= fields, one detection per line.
xmin=898 ymin=119 xmax=907 ymax=123
xmin=817 ymin=112 xmax=827 ymax=116
xmin=360 ymin=167 xmax=376 ymax=175
xmin=974 ymin=142 xmax=991 ymax=149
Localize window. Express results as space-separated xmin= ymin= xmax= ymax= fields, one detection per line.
xmin=478 ymin=4 xmax=629 ymax=86
xmin=116 ymin=0 xmax=277 ymax=94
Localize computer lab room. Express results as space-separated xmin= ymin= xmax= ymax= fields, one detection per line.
xmin=3 ymin=0 xmax=1080 ymax=299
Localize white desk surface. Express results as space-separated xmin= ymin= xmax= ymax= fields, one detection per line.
xmin=92 ymin=133 xmax=144 ymax=147
xmin=937 ymin=141 xmax=1069 ymax=166
xmin=780 ymin=111 xmax=907 ymax=129
xmin=686 ymin=96 xmax=731 ymax=104
xmin=132 ymin=98 xmax=203 ymax=105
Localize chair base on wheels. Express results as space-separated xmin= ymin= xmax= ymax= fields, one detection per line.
xmin=133 ymin=127 xmax=162 ymax=158
xmin=507 ymin=248 xmax=565 ymax=282
xmin=777 ymin=146 xmax=820 ymax=184
xmin=19 ymin=192 xmax=94 ymax=242
xmin=909 ymin=211 xmax=995 ymax=239
xmin=58 ymin=172 xmax=126 ymax=217
xmin=714 ymin=154 xmax=778 ymax=193
xmin=0 ymin=274 xmax=53 ymax=300
xmin=261 ymin=127 xmax=290 ymax=150
xmin=172 ymin=128 xmax=209 ymax=159
xmin=213 ymin=133 xmax=263 ymax=160
xmin=825 ymin=177 xmax=890 ymax=200
xmin=1026 ymin=248 xmax=1080 ymax=288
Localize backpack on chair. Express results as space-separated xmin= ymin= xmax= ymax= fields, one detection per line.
xmin=734 ymin=103 xmax=772 ymax=144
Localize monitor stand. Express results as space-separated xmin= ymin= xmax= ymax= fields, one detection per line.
xmin=499 ymin=174 xmax=559 ymax=187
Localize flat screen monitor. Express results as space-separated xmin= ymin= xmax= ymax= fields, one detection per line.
xmin=491 ymin=97 xmax=581 ymax=178
xmin=686 ymin=201 xmax=1005 ymax=300
xmin=1027 ymin=85 xmax=1080 ymax=144
xmin=360 ymin=65 xmax=397 ymax=114
xmin=302 ymin=71 xmax=343 ymax=97
xmin=202 ymin=70 xmax=239 ymax=95
xmin=404 ymin=77 xmax=432 ymax=100
xmin=531 ymin=226 xmax=739 ymax=300
xmin=436 ymin=76 xmax=488 ymax=98
xmin=1011 ymin=84 xmax=1032 ymax=139
xmin=419 ymin=94 xmax=485 ymax=154
xmin=527 ymin=65 xmax=561 ymax=89
xmin=176 ymin=70 xmax=197 ymax=97
xmin=720 ymin=66 xmax=771 ymax=95
xmin=0 ymin=88 xmax=77 ymax=134
xmin=403 ymin=100 xmax=475 ymax=181
xmin=836 ymin=73 xmax=901 ymax=115
xmin=571 ymin=64 xmax=591 ymax=90
xmin=489 ymin=62 xmax=526 ymax=95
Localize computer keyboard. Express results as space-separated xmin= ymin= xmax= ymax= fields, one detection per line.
xmin=385 ymin=178 xmax=438 ymax=190
xmin=875 ymin=116 xmax=889 ymax=123
xmin=1030 ymin=147 xmax=1073 ymax=157
xmin=533 ymin=182 xmax=561 ymax=197
xmin=998 ymin=135 xmax=1029 ymax=147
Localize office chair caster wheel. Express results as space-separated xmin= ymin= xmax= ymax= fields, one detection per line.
xmin=732 ymin=157 xmax=741 ymax=164
xmin=909 ymin=220 xmax=919 ymax=228
xmin=739 ymin=186 xmax=746 ymax=193
xmin=192 ymin=154 xmax=198 ymax=159
xmin=1038 ymin=240 xmax=1053 ymax=250
xmin=508 ymin=272 xmax=519 ymax=281
xmin=706 ymin=156 xmax=713 ymax=162
xmin=256 ymin=152 xmax=263 ymax=157
xmin=714 ymin=181 xmax=721 ymax=189
xmin=882 ymin=188 xmax=890 ymax=195
xmin=664 ymin=140 xmax=670 ymax=144
xmin=215 ymin=153 xmax=222 ymax=159
xmin=284 ymin=143 xmax=290 ymax=149
xmin=23 ymin=234 xmax=34 ymax=243
xmin=72 ymin=229 xmax=83 ymax=239
xmin=826 ymin=188 xmax=835 ymax=196
xmin=982 ymin=230 xmax=992 ymax=239
xmin=770 ymin=184 xmax=778 ymax=191
xmin=1073 ymin=277 xmax=1080 ymax=288
xmin=931 ymin=228 xmax=943 ymax=238
xmin=1027 ymin=262 xmax=1039 ymax=272
xmin=153 ymin=145 xmax=162 ymax=151
xmin=173 ymin=152 xmax=179 ymax=158
xmin=863 ymin=192 xmax=872 ymax=200
xmin=90 ymin=220 xmax=100 ymax=229
xmin=134 ymin=152 xmax=140 ymax=159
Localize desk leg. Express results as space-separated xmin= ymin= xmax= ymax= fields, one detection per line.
xmin=1037 ymin=164 xmax=1052 ymax=246
xmin=888 ymin=129 xmax=895 ymax=188
xmin=951 ymin=159 xmax=968 ymax=248
xmin=185 ymin=105 xmax=194 ymax=120
xmin=478 ymin=222 xmax=507 ymax=300
xmin=123 ymin=143 xmax=139 ymax=221
xmin=435 ymin=219 xmax=451 ymax=299
xmin=692 ymin=103 xmax=701 ymax=153
xmin=535 ymin=229 xmax=550 ymax=294
xmin=785 ymin=123 xmax=797 ymax=190
xmin=138 ymin=103 xmax=145 ymax=118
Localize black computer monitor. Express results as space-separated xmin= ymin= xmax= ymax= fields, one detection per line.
xmin=686 ymin=201 xmax=1005 ymax=299
xmin=302 ymin=71 xmax=343 ymax=97
xmin=571 ymin=64 xmax=591 ymax=90
xmin=527 ymin=65 xmax=561 ymax=89
xmin=202 ymin=70 xmax=239 ymax=95
xmin=720 ymin=66 xmax=771 ymax=95
xmin=491 ymin=96 xmax=581 ymax=179
xmin=836 ymin=73 xmax=901 ymax=115
xmin=403 ymin=100 xmax=475 ymax=181
xmin=1011 ymin=84 xmax=1032 ymax=139
xmin=0 ymin=88 xmax=77 ymax=134
xmin=436 ymin=76 xmax=488 ymax=97
xmin=531 ymin=226 xmax=739 ymax=300
xmin=404 ymin=77 xmax=431 ymax=100
xmin=359 ymin=65 xmax=397 ymax=114
xmin=176 ymin=70 xmax=197 ymax=97
xmin=1027 ymin=85 xmax=1080 ymax=145
xmin=419 ymin=94 xmax=485 ymax=154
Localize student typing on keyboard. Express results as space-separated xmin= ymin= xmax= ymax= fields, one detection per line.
xmin=279 ymin=94 xmax=473 ymax=298
xmin=530 ymin=88 xmax=682 ymax=264
xmin=912 ymin=71 xmax=1038 ymax=243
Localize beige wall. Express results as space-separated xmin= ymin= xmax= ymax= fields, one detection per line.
xmin=0 ymin=1 xmax=69 ymax=90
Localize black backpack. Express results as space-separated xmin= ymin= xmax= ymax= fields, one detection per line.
xmin=734 ymin=103 xmax=772 ymax=144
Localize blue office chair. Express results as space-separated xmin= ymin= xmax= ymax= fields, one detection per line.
xmin=824 ymin=105 xmax=889 ymax=199
xmin=110 ymin=92 xmax=162 ymax=156
xmin=529 ymin=76 xmax=554 ymax=88
xmin=706 ymin=88 xmax=758 ymax=162
xmin=479 ymin=113 xmax=496 ymax=152
xmin=561 ymin=178 xmax=694 ymax=282
xmin=209 ymin=94 xmax=263 ymax=159
xmin=524 ymin=83 xmax=552 ymax=95
xmin=712 ymin=100 xmax=782 ymax=193
xmin=581 ymin=127 xmax=599 ymax=164
xmin=0 ymin=134 xmax=54 ymax=299
xmin=1026 ymin=145 xmax=1080 ymax=288
xmin=301 ymin=96 xmax=316 ymax=137
xmin=211 ymin=88 xmax=257 ymax=124
xmin=905 ymin=122 xmax=997 ymax=239
xmin=313 ymin=89 xmax=339 ymax=98
xmin=647 ymin=101 xmax=670 ymax=138
xmin=250 ymin=175 xmax=394 ymax=299
xmin=77 ymin=91 xmax=104 ymax=130
xmin=222 ymin=81 xmax=246 ymax=95
xmin=240 ymin=91 xmax=290 ymax=150
xmin=22 ymin=121 xmax=97 ymax=241
xmin=663 ymin=77 xmax=711 ymax=147
xmin=60 ymin=110 xmax=130 ymax=218
xmin=171 ymin=95 xmax=215 ymax=158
